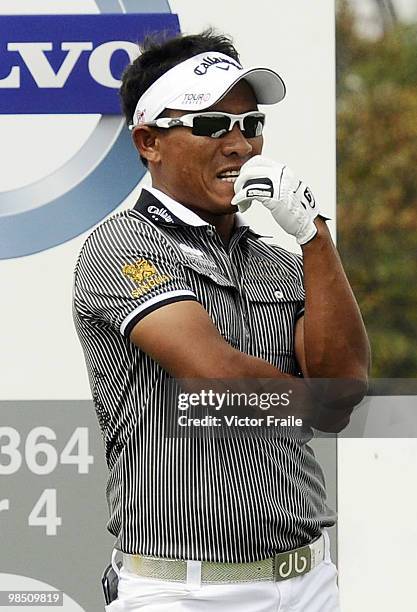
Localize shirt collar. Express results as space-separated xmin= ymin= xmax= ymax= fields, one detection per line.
xmin=133 ymin=187 xmax=205 ymax=227
xmin=133 ymin=186 xmax=265 ymax=236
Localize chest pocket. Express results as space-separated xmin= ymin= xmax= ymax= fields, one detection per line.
xmin=243 ymin=276 xmax=305 ymax=360
xmin=181 ymin=258 xmax=240 ymax=347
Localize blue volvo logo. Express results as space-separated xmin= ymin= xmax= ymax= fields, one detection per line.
xmin=0 ymin=0 xmax=180 ymax=258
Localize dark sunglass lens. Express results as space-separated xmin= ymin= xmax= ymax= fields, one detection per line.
xmin=243 ymin=114 xmax=265 ymax=138
xmin=192 ymin=115 xmax=231 ymax=138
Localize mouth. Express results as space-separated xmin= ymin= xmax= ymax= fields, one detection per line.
xmin=216 ymin=168 xmax=241 ymax=184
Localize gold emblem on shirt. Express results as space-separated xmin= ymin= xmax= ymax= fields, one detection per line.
xmin=122 ymin=258 xmax=171 ymax=298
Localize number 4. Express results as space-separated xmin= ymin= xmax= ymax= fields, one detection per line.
xmin=28 ymin=489 xmax=62 ymax=536
xmin=60 ymin=427 xmax=94 ymax=474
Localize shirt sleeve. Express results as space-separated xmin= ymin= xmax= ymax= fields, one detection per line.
xmin=73 ymin=215 xmax=197 ymax=338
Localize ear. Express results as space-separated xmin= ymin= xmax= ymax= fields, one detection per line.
xmin=132 ymin=126 xmax=161 ymax=164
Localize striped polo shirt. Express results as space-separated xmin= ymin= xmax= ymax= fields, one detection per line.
xmin=73 ymin=186 xmax=335 ymax=562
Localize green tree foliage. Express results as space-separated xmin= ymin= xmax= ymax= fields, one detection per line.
xmin=336 ymin=0 xmax=417 ymax=376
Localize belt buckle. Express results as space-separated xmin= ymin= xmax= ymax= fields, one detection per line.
xmin=274 ymin=544 xmax=312 ymax=581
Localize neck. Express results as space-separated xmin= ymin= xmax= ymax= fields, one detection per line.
xmin=193 ymin=209 xmax=236 ymax=244
xmin=150 ymin=182 xmax=237 ymax=244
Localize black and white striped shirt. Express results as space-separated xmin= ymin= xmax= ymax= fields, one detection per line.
xmin=73 ymin=187 xmax=335 ymax=562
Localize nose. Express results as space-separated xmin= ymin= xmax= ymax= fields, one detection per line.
xmin=220 ymin=124 xmax=253 ymax=157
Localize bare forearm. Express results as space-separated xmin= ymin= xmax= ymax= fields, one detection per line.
xmin=181 ymin=347 xmax=349 ymax=431
xmin=182 ymin=341 xmax=293 ymax=380
xmin=301 ymin=218 xmax=370 ymax=381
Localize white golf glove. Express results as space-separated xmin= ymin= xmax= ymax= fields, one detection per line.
xmin=232 ymin=155 xmax=324 ymax=245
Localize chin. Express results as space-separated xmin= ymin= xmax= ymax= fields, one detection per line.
xmin=212 ymin=196 xmax=236 ymax=213
xmin=196 ymin=189 xmax=236 ymax=216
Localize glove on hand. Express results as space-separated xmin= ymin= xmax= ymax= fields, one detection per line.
xmin=232 ymin=155 xmax=323 ymax=245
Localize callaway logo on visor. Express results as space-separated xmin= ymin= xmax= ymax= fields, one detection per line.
xmin=193 ymin=55 xmax=243 ymax=76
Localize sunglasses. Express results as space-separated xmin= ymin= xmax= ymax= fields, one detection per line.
xmin=134 ymin=111 xmax=266 ymax=139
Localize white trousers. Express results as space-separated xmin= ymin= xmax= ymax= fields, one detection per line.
xmin=105 ymin=534 xmax=340 ymax=612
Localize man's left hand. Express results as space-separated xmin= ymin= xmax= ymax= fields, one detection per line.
xmin=232 ymin=155 xmax=324 ymax=245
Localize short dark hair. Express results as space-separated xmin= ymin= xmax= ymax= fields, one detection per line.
xmin=120 ymin=28 xmax=240 ymax=126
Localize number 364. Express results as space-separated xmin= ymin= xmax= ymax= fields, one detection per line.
xmin=0 ymin=426 xmax=94 ymax=475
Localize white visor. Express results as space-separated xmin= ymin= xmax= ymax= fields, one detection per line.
xmin=131 ymin=51 xmax=286 ymax=127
